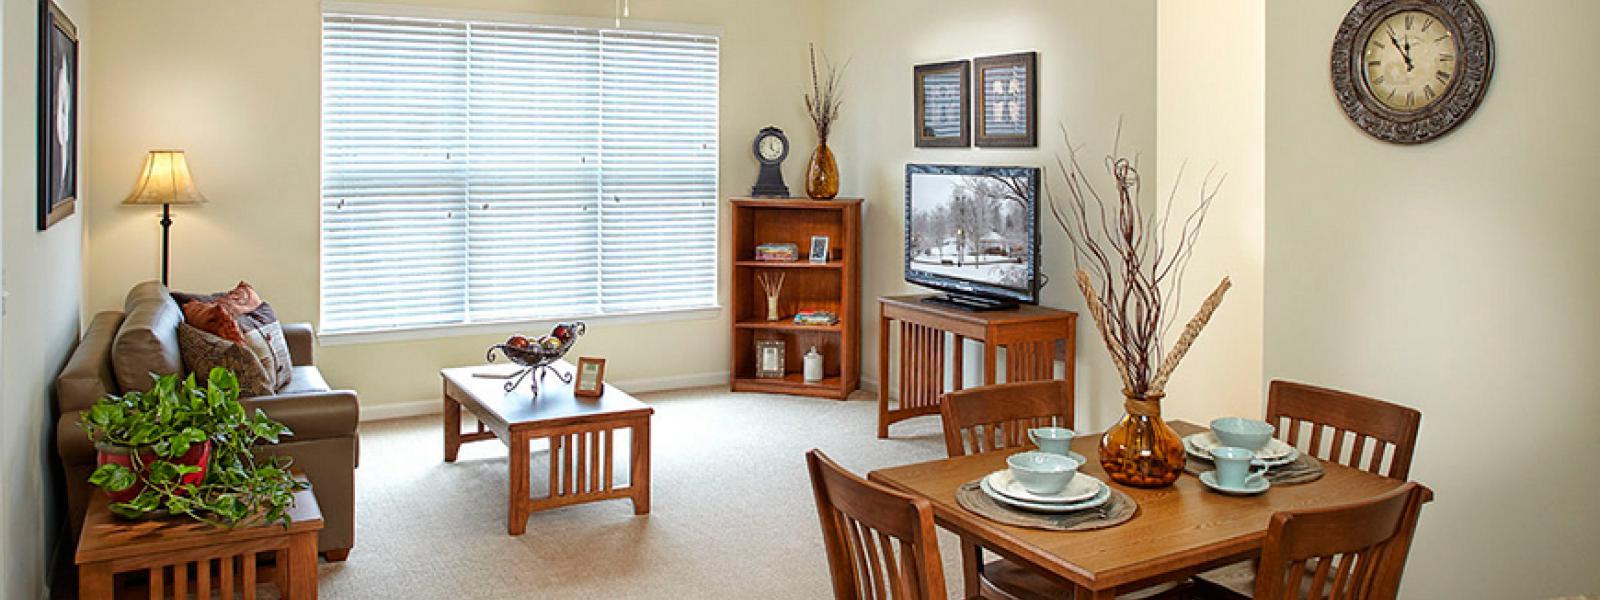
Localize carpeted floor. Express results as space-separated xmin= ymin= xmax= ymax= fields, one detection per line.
xmin=316 ymin=387 xmax=970 ymax=599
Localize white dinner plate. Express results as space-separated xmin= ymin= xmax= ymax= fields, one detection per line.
xmin=979 ymin=476 xmax=1112 ymax=514
xmin=985 ymin=470 xmax=1105 ymax=504
xmin=1185 ymin=432 xmax=1299 ymax=467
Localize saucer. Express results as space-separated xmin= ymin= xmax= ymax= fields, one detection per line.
xmin=986 ymin=470 xmax=1104 ymax=504
xmin=1198 ymin=471 xmax=1270 ymax=496
xmin=980 ymin=476 xmax=1112 ymax=513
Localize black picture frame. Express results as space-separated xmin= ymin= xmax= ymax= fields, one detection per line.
xmin=974 ymin=52 xmax=1038 ymax=148
xmin=913 ymin=60 xmax=970 ymax=148
xmin=38 ymin=0 xmax=78 ymax=231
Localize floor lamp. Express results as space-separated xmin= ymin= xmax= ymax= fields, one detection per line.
xmin=123 ymin=150 xmax=206 ymax=286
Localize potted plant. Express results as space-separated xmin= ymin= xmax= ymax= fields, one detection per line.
xmin=83 ymin=368 xmax=307 ymax=527
xmin=1048 ymin=125 xmax=1231 ymax=487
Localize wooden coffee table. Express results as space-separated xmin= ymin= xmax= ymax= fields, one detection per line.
xmin=442 ymin=360 xmax=653 ymax=535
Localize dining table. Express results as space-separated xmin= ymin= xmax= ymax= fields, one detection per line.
xmin=867 ymin=421 xmax=1427 ymax=599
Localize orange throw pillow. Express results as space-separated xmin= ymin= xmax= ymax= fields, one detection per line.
xmin=216 ymin=281 xmax=264 ymax=315
xmin=182 ymin=300 xmax=246 ymax=344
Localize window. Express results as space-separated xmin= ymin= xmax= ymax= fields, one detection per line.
xmin=320 ymin=6 xmax=719 ymax=334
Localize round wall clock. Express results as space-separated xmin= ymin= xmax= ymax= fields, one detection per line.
xmin=1331 ymin=0 xmax=1494 ymax=144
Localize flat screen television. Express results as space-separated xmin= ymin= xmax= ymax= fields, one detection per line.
xmin=904 ymin=164 xmax=1041 ymax=310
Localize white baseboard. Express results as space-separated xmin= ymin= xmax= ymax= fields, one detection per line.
xmin=358 ymin=370 xmax=731 ymax=422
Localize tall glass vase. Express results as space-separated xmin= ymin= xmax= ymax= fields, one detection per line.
xmin=1098 ymin=392 xmax=1186 ymax=487
xmin=805 ymin=140 xmax=839 ymax=200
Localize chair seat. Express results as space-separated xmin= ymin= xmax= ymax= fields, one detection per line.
xmin=1194 ymin=561 xmax=1256 ymax=598
xmin=981 ymin=558 xmax=1193 ymax=600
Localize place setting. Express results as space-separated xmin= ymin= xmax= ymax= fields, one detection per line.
xmin=954 ymin=426 xmax=1138 ymax=531
xmin=1184 ymin=417 xmax=1324 ymax=495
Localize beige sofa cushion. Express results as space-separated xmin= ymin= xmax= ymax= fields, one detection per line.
xmin=56 ymin=311 xmax=125 ymax=413
xmin=111 ymin=281 xmax=184 ymax=393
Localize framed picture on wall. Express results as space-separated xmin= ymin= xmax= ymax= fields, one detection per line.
xmin=38 ymin=0 xmax=78 ymax=231
xmin=913 ymin=60 xmax=970 ymax=148
xmin=974 ymin=52 xmax=1037 ymax=148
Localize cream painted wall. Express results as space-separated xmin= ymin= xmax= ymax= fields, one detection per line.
xmin=821 ymin=0 xmax=1158 ymax=430
xmin=1 ymin=0 xmax=89 ymax=596
xmin=1265 ymin=1 xmax=1600 ymax=597
xmin=1155 ymin=2 xmax=1265 ymax=424
xmin=86 ymin=0 xmax=824 ymax=409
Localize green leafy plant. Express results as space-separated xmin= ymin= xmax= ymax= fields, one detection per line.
xmin=84 ymin=368 xmax=307 ymax=527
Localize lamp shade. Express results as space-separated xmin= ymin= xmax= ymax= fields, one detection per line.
xmin=124 ymin=150 xmax=207 ymax=206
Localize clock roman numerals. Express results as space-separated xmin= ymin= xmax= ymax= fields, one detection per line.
xmin=1436 ymin=70 xmax=1451 ymax=84
xmin=1404 ymin=14 xmax=1414 ymax=29
xmin=1424 ymin=85 xmax=1435 ymax=99
xmin=1422 ymin=17 xmax=1434 ymax=32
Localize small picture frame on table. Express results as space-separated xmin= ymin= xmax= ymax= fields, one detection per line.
xmin=574 ymin=357 xmax=606 ymax=397
xmin=755 ymin=339 xmax=786 ymax=378
xmin=809 ymin=235 xmax=830 ymax=264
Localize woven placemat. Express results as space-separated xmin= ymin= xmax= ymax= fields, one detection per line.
xmin=1184 ymin=452 xmax=1325 ymax=485
xmin=955 ymin=480 xmax=1138 ymax=531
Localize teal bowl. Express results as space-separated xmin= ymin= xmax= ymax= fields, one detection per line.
xmin=1210 ymin=417 xmax=1274 ymax=451
xmin=1006 ymin=451 xmax=1080 ymax=495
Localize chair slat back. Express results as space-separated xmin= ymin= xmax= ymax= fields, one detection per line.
xmin=1267 ymin=381 xmax=1421 ymax=480
xmin=938 ymin=380 xmax=1074 ymax=458
xmin=806 ymin=450 xmax=948 ymax=600
xmin=1255 ymin=482 xmax=1429 ymax=600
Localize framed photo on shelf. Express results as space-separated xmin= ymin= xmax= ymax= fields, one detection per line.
xmin=913 ymin=60 xmax=970 ymax=148
xmin=755 ymin=339 xmax=786 ymax=378
xmin=808 ymin=235 xmax=830 ymax=264
xmin=974 ymin=52 xmax=1037 ymax=148
xmin=574 ymin=357 xmax=606 ymax=397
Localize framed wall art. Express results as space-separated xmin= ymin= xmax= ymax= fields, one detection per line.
xmin=38 ymin=0 xmax=78 ymax=230
xmin=913 ymin=60 xmax=970 ymax=148
xmin=974 ymin=52 xmax=1037 ymax=148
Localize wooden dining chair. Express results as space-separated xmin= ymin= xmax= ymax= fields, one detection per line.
xmin=939 ymin=380 xmax=1074 ymax=458
xmin=1200 ymin=482 xmax=1430 ymax=600
xmin=806 ymin=449 xmax=950 ymax=600
xmin=1264 ymin=381 xmax=1422 ymax=480
xmin=1198 ymin=381 xmax=1424 ymax=596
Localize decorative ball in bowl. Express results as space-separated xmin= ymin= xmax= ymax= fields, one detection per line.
xmin=1209 ymin=417 xmax=1275 ymax=451
xmin=486 ymin=321 xmax=587 ymax=394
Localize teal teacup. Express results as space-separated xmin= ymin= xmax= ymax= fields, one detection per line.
xmin=1006 ymin=451 xmax=1080 ymax=495
xmin=1028 ymin=427 xmax=1076 ymax=456
xmin=1210 ymin=446 xmax=1268 ymax=489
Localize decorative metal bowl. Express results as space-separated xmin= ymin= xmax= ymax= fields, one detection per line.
xmin=486 ymin=321 xmax=587 ymax=395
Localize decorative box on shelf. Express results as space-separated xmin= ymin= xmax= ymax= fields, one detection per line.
xmin=793 ymin=310 xmax=840 ymax=326
xmin=755 ymin=243 xmax=799 ymax=262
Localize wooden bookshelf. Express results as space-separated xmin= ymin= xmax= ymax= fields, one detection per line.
xmin=729 ymin=198 xmax=861 ymax=400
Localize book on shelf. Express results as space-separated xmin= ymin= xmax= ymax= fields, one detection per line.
xmin=792 ymin=310 xmax=840 ymax=326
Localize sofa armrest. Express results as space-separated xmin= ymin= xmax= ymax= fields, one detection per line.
xmin=283 ymin=322 xmax=316 ymax=366
xmin=244 ymin=389 xmax=359 ymax=442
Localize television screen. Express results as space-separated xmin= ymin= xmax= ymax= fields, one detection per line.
xmin=904 ymin=164 xmax=1040 ymax=305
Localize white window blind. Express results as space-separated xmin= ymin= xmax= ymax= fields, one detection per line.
xmin=321 ymin=9 xmax=719 ymax=334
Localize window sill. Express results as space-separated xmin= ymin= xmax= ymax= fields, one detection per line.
xmin=317 ymin=305 xmax=723 ymax=347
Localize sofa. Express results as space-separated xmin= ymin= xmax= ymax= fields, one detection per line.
xmin=55 ymin=281 xmax=358 ymax=560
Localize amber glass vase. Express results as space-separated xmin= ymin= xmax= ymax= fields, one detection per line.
xmin=1098 ymin=392 xmax=1186 ymax=487
xmin=806 ymin=140 xmax=839 ymax=199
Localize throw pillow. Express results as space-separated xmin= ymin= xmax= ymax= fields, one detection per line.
xmin=176 ymin=323 xmax=275 ymax=397
xmin=173 ymin=282 xmax=293 ymax=391
xmin=181 ymin=300 xmax=246 ymax=344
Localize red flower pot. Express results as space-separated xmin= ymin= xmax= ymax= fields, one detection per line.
xmin=95 ymin=441 xmax=211 ymax=503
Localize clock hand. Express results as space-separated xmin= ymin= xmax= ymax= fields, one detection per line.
xmin=1402 ymin=36 xmax=1416 ymax=71
xmin=1387 ymin=31 xmax=1414 ymax=70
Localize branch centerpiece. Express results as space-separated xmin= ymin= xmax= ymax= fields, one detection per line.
xmin=1048 ymin=124 xmax=1230 ymax=487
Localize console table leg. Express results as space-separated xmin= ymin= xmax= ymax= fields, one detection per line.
xmin=983 ymin=342 xmax=998 ymax=385
xmin=78 ymin=562 xmax=113 ymax=600
xmin=631 ymin=419 xmax=652 ymax=515
xmin=287 ymin=532 xmax=319 ymax=600
xmin=508 ymin=431 xmax=530 ymax=535
xmin=952 ymin=334 xmax=965 ymax=391
xmin=877 ymin=314 xmax=891 ymax=438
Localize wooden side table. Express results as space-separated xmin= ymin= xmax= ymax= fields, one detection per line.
xmin=877 ymin=295 xmax=1076 ymax=438
xmin=76 ymin=486 xmax=324 ymax=600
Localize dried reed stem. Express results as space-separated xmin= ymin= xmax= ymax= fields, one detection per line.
xmin=1148 ymin=276 xmax=1231 ymax=394
xmin=1075 ymin=270 xmax=1135 ymax=393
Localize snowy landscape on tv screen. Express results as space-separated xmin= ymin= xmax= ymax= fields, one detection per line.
xmin=908 ymin=172 xmax=1032 ymax=290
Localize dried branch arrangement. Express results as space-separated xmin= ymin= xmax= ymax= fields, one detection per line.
xmin=758 ymin=272 xmax=786 ymax=299
xmin=804 ymin=43 xmax=845 ymax=142
xmin=1048 ymin=123 xmax=1230 ymax=398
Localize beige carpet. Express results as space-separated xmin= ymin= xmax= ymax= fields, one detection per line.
xmin=316 ymin=387 xmax=972 ymax=599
